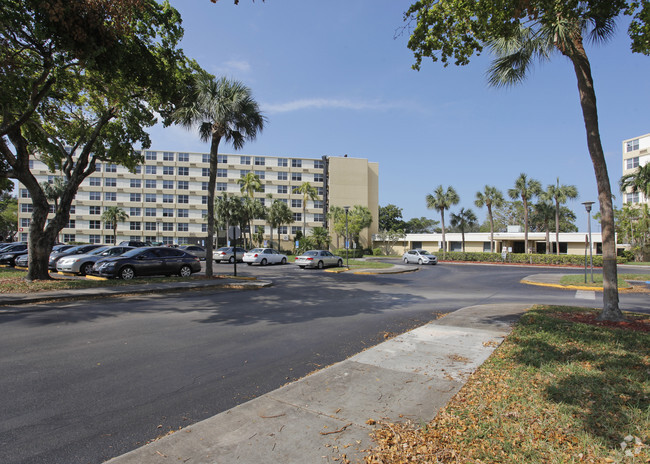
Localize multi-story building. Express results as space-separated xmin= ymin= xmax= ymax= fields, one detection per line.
xmin=16 ymin=151 xmax=378 ymax=250
xmin=622 ymin=133 xmax=650 ymax=206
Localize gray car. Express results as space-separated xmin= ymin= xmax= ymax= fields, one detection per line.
xmin=179 ymin=245 xmax=207 ymax=260
xmin=294 ymin=250 xmax=343 ymax=269
xmin=56 ymin=246 xmax=134 ymax=275
xmin=213 ymin=246 xmax=247 ymax=263
xmin=402 ymin=249 xmax=438 ymax=265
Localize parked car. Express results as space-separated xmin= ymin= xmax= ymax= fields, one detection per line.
xmin=213 ymin=246 xmax=247 ymax=264
xmin=51 ymin=244 xmax=75 ymax=255
xmin=48 ymin=244 xmax=104 ymax=271
xmin=242 ymin=248 xmax=288 ymax=266
xmin=179 ymin=245 xmax=207 ymax=260
xmin=402 ymin=249 xmax=438 ymax=265
xmin=0 ymin=243 xmax=28 ymax=266
xmin=14 ymin=253 xmax=29 ymax=268
xmin=118 ymin=240 xmax=149 ymax=247
xmin=294 ymin=250 xmax=343 ymax=269
xmin=56 ymin=246 xmax=134 ymax=275
xmin=91 ymin=246 xmax=201 ymax=280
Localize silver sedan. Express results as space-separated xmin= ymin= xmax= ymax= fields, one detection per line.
xmin=294 ymin=250 xmax=343 ymax=269
xmin=242 ymin=248 xmax=288 ymax=266
xmin=402 ymin=249 xmax=438 ymax=265
xmin=56 ymin=246 xmax=134 ymax=275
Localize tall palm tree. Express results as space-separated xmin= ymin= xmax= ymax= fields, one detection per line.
xmin=474 ymin=185 xmax=504 ymax=253
xmin=545 ymin=178 xmax=578 ymax=255
xmin=450 ymin=207 xmax=477 ymax=252
xmin=486 ymin=17 xmax=621 ymax=320
xmin=238 ymin=172 xmax=263 ymax=246
xmin=101 ymin=206 xmax=129 ymax=244
xmin=174 ymin=74 xmax=265 ymax=277
xmin=311 ymin=226 xmax=330 ymax=250
xmin=620 ymin=163 xmax=650 ymax=200
xmin=272 ymin=200 xmax=293 ymax=251
xmin=532 ymin=200 xmax=555 ymax=254
xmin=508 ymin=173 xmax=541 ymax=255
xmin=292 ymin=181 xmax=319 ymax=237
xmin=426 ymin=185 xmax=459 ymax=259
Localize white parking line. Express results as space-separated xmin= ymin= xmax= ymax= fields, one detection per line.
xmin=575 ymin=290 xmax=596 ymax=300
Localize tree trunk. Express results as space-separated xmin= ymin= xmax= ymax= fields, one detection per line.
xmin=488 ymin=205 xmax=495 ymax=253
xmin=565 ymin=38 xmax=622 ymax=320
xmin=555 ymin=200 xmax=561 ymax=255
xmin=205 ymin=134 xmax=221 ymax=278
xmin=440 ymin=210 xmax=446 ymax=259
xmin=523 ymin=197 xmax=529 ymax=254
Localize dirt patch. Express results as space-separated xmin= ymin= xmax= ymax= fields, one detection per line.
xmin=553 ymin=311 xmax=650 ymax=333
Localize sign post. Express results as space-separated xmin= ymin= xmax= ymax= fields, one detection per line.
xmin=228 ymin=226 xmax=241 ymax=277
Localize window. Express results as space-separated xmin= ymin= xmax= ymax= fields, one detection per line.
xmin=133 ymin=166 xmax=141 ymax=174
xmin=258 ymin=198 xmax=265 ymax=206
xmin=177 ymin=180 xmax=189 ymax=190
xmin=291 ymin=173 xmax=302 ymax=182
xmin=89 ymin=191 xmax=101 ymax=201
xmin=163 ymin=194 xmax=174 ymax=203
xmin=314 ymin=213 xmax=324 ymax=222
xmin=21 ymin=204 xmax=33 ymax=213
xmin=105 ymin=235 xmax=115 ymax=244
xmin=316 ymin=187 xmax=324 ymax=196
xmin=177 ymin=194 xmax=189 ymax=204
xmin=178 ymin=152 xmax=189 ymax=162
xmin=278 ymin=198 xmax=288 ymax=204
xmin=145 ymin=193 xmax=157 ymax=202
xmin=314 ymin=173 xmax=324 ymax=182
xmin=626 ymin=139 xmax=640 ymax=152
xmin=70 ymin=205 xmax=75 ymax=214
xmin=203 ymin=154 xmax=210 ymax=163
xmin=89 ymin=177 xmax=101 ymax=187
xmin=314 ymin=159 xmax=324 ymax=169
xmin=130 ymin=193 xmax=141 ymax=202
xmin=626 ymin=157 xmax=640 ymax=169
xmin=89 ymin=235 xmax=101 ymax=244
xmin=177 ymin=208 xmax=189 ymax=218
xmin=20 ymin=189 xmax=30 ymax=198
xmin=105 ymin=164 xmax=117 ymax=173
xmin=163 ymin=151 xmax=175 ymax=161
xmin=145 ymin=179 xmax=157 ymax=189
xmin=145 ymin=165 xmax=157 ymax=175
xmin=105 ymin=192 xmax=116 ymax=201
xmin=163 ymin=180 xmax=174 ymax=189
xmin=240 ymin=169 xmax=250 ymax=177
xmin=177 ymin=223 xmax=189 ymax=232
xmin=278 ymin=226 xmax=287 ymax=234
xmin=163 ymin=166 xmax=174 ymax=176
xmin=163 ymin=208 xmax=174 ymax=217
xmin=627 ymin=192 xmax=640 ymax=203
xmin=130 ymin=207 xmax=141 ymax=216
xmin=95 ymin=164 xmax=102 ymax=172
xmin=202 ymin=196 xmax=208 ymax=204
xmin=145 ymin=208 xmax=157 ymax=217
xmin=130 ymin=179 xmax=141 ymax=188
xmin=202 ymin=182 xmax=208 ymax=191
xmin=277 ymin=158 xmax=288 ymax=167
xmin=21 ymin=218 xmax=30 ymax=228
xmin=130 ymin=222 xmax=141 ymax=231
xmin=217 ymin=182 xmax=227 ymax=191
xmin=178 ymin=167 xmax=189 ymax=176
xmin=277 ymin=171 xmax=288 ymax=181
xmin=291 ymin=159 xmax=302 ymax=168
xmin=293 ymin=213 xmax=302 ymax=221
xmin=217 ymin=154 xmax=228 ymax=163
xmin=291 ymin=199 xmax=302 ymax=208
xmin=254 ymin=170 xmax=265 ymax=180
xmin=314 ymin=200 xmax=324 ymax=209
xmin=291 ymin=226 xmax=302 ymax=234
xmin=89 ymin=220 xmax=101 ymax=229
xmin=277 ymin=185 xmax=287 ymax=194
xmin=254 ymin=156 xmax=265 ymax=166
xmin=63 ymin=234 xmax=76 ymax=243
xmin=143 ymin=222 xmax=155 ymax=231
xmin=162 ymin=223 xmax=174 ymax=232
xmin=217 ymin=168 xmax=228 ymax=177
xmin=240 ymin=155 xmax=251 ymax=165
xmin=145 ymin=151 xmax=157 ymax=160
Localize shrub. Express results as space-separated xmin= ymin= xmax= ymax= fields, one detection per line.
xmin=440 ymin=251 xmax=626 ymax=266
xmin=372 ymin=247 xmax=383 ymax=256
xmin=334 ymin=248 xmax=364 ymax=258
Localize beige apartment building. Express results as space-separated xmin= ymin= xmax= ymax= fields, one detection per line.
xmin=16 ymin=151 xmax=379 ymax=250
xmin=622 ymin=132 xmax=650 ymax=206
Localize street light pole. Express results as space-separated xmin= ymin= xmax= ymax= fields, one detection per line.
xmin=344 ymin=206 xmax=349 ymax=269
xmin=582 ymin=201 xmax=594 ymax=283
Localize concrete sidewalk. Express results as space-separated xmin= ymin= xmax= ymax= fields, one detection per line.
xmin=106 ymin=303 xmax=529 ymax=464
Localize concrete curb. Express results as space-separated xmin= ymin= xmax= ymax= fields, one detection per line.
xmin=519 ymin=279 xmax=641 ymax=293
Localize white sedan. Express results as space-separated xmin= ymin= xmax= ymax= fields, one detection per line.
xmin=295 ymin=250 xmax=343 ymax=269
xmin=242 ymin=248 xmax=288 ymax=266
xmin=402 ymin=249 xmax=438 ymax=265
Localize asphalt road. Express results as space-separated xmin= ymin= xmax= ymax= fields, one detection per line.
xmin=1 ymin=262 xmax=648 ymax=464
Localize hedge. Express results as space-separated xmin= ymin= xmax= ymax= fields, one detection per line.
xmin=334 ymin=248 xmax=365 ymax=258
xmin=438 ymin=251 xmax=626 ymax=266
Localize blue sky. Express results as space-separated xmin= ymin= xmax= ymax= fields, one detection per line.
xmin=150 ymin=0 xmax=650 ymax=232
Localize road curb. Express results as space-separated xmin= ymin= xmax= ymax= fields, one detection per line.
xmin=519 ymin=279 xmax=637 ymax=293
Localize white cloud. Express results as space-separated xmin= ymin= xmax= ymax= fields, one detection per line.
xmin=262 ymin=97 xmax=417 ymax=114
xmin=210 ymin=60 xmax=252 ymax=76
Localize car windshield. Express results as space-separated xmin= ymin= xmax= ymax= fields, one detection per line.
xmin=419 ymin=251 xmax=432 ymax=255
xmin=249 ymin=248 xmax=263 ymax=253
xmin=303 ymin=251 xmax=318 ymax=257
xmin=217 ymin=247 xmax=230 ymax=252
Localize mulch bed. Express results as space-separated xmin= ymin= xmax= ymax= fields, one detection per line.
xmin=553 ymin=311 xmax=650 ymax=333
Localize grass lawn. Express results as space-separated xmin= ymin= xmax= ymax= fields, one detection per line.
xmin=560 ymin=273 xmax=650 ymax=288
xmin=364 ymin=305 xmax=650 ymax=463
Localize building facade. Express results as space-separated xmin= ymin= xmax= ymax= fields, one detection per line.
xmin=17 ymin=151 xmax=379 ymax=249
xmin=622 ymin=133 xmax=650 ymax=206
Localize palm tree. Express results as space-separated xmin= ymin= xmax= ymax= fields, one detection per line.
xmin=545 ymin=179 xmax=578 ymax=255
xmin=474 ymin=185 xmax=504 ymax=253
xmin=292 ymin=182 xmax=319 ymax=237
xmin=426 ymin=185 xmax=459 ymax=259
xmin=508 ymin=173 xmax=541 ymax=254
xmin=532 ymin=200 xmax=555 ymax=254
xmin=450 ymin=207 xmax=477 ymax=252
xmin=620 ymin=163 xmax=650 ymax=200
xmin=238 ymin=172 xmax=263 ymax=246
xmin=486 ymin=18 xmax=621 ymax=320
xmin=101 ymin=206 xmax=129 ymax=244
xmin=272 ymin=200 xmax=293 ymax=251
xmin=174 ymin=74 xmax=265 ymax=277
xmin=311 ymin=226 xmax=330 ymax=250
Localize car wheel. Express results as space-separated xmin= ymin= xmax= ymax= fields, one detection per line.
xmin=403 ymin=257 xmax=408 ymax=264
xmin=418 ymin=258 xmax=423 ymax=265
xmin=229 ymin=256 xmax=235 ymax=264
xmin=317 ymin=260 xmax=324 ymax=269
xmin=247 ymin=262 xmax=252 ymax=266
xmin=261 ymin=258 xmax=268 ymax=266
xmin=80 ymin=262 xmax=94 ymax=276
xmin=338 ymin=259 xmax=343 ymax=267
xmin=299 ymin=266 xmax=305 ymax=269
xmin=119 ymin=266 xmax=135 ymax=280
xmin=179 ymin=265 xmax=192 ymax=277
xmin=280 ymin=257 xmax=287 ymax=264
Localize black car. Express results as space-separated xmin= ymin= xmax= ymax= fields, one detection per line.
xmin=0 ymin=243 xmax=28 ymax=266
xmin=118 ymin=240 xmax=150 ymax=247
xmin=48 ymin=244 xmax=104 ymax=271
xmin=91 ymin=246 xmax=201 ymax=280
